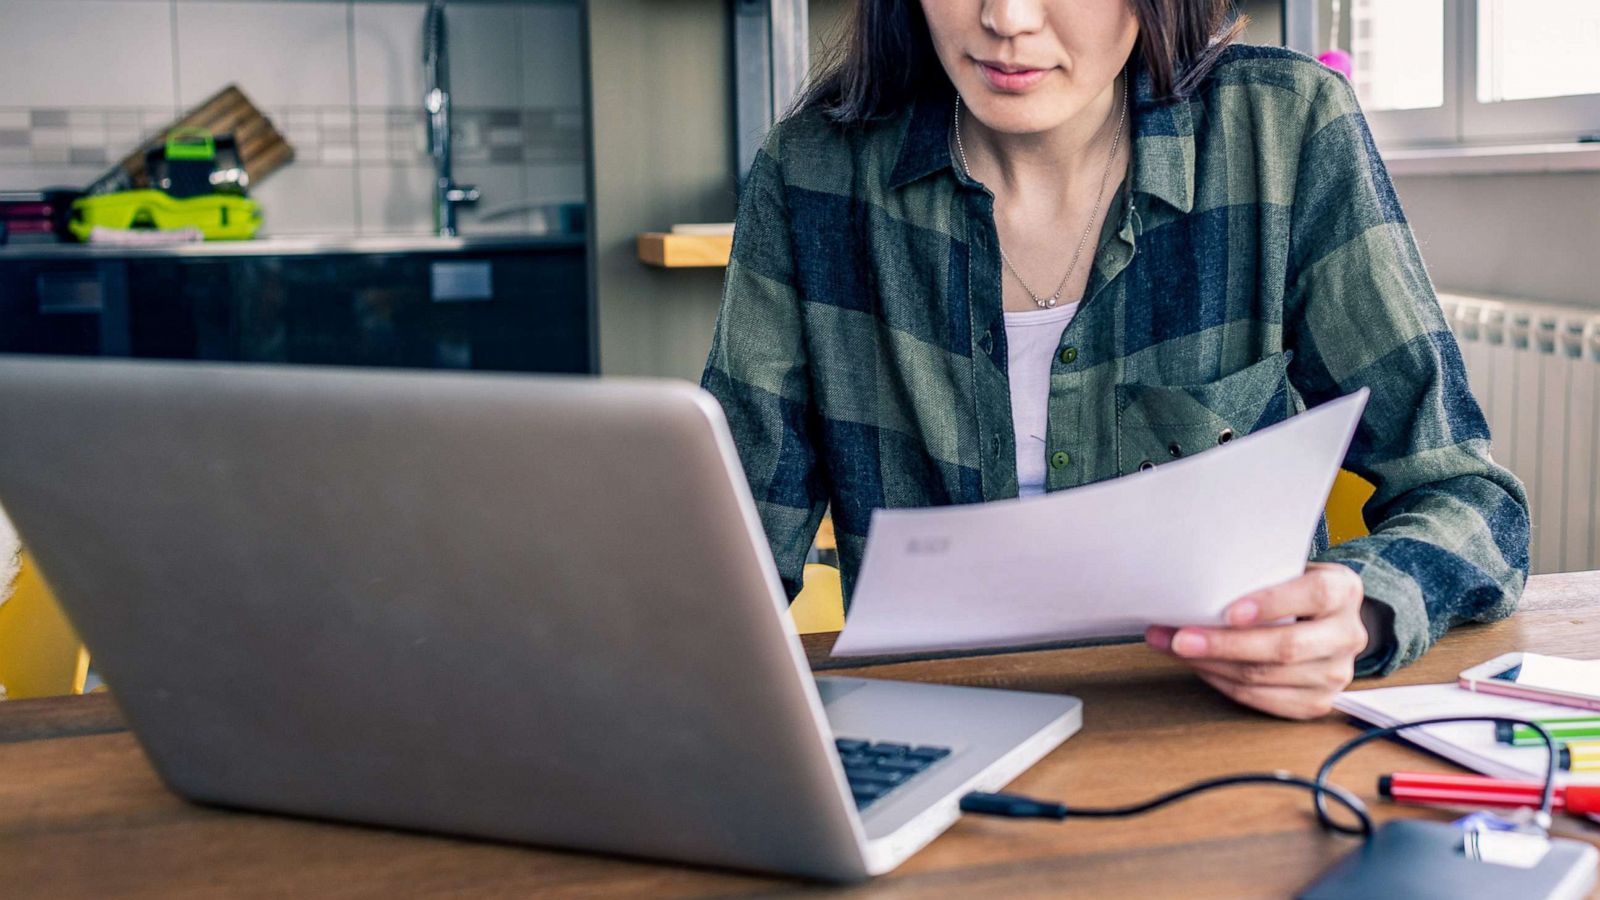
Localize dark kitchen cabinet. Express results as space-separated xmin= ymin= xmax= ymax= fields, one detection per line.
xmin=0 ymin=238 xmax=593 ymax=375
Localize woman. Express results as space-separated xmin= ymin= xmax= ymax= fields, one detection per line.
xmin=702 ymin=0 xmax=1529 ymax=719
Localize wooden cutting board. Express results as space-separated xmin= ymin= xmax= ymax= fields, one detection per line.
xmin=89 ymin=85 xmax=295 ymax=194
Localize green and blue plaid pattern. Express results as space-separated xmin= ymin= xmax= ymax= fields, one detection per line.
xmin=702 ymin=43 xmax=1529 ymax=675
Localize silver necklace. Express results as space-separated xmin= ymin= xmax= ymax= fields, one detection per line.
xmin=953 ymin=68 xmax=1129 ymax=310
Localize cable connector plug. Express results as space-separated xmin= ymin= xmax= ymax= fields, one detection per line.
xmin=959 ymin=791 xmax=1070 ymax=819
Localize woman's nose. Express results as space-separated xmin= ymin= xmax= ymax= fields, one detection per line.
xmin=981 ymin=0 xmax=1047 ymax=37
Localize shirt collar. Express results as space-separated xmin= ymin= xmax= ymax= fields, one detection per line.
xmin=886 ymin=53 xmax=1197 ymax=216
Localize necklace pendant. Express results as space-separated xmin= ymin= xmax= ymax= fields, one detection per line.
xmin=958 ymin=66 xmax=1127 ymax=321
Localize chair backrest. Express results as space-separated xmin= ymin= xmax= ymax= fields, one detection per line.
xmin=1325 ymin=469 xmax=1374 ymax=546
xmin=0 ymin=549 xmax=89 ymax=699
xmin=790 ymin=564 xmax=845 ymax=635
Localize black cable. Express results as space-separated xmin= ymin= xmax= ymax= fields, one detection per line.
xmin=962 ymin=771 xmax=1374 ymax=837
xmin=959 ymin=715 xmax=1561 ymax=842
xmin=1309 ymin=716 xmax=1560 ymax=835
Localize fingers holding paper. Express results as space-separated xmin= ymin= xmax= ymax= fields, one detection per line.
xmin=1145 ymin=563 xmax=1369 ymax=720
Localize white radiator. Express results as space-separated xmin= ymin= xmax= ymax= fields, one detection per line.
xmin=1438 ymin=292 xmax=1600 ymax=575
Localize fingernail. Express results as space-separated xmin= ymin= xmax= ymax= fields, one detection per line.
xmin=1146 ymin=626 xmax=1173 ymax=651
xmin=1172 ymin=631 xmax=1207 ymax=656
xmin=1229 ymin=599 xmax=1259 ymax=626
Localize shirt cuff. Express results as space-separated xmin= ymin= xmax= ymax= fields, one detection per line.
xmin=1355 ymin=597 xmax=1398 ymax=676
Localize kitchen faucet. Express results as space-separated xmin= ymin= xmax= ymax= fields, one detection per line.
xmin=424 ymin=0 xmax=479 ymax=237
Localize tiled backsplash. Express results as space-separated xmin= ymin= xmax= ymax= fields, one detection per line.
xmin=0 ymin=0 xmax=586 ymax=237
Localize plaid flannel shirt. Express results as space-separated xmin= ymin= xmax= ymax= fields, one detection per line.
xmin=702 ymin=43 xmax=1530 ymax=675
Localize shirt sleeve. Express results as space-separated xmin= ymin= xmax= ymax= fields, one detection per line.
xmin=1283 ymin=70 xmax=1532 ymax=677
xmin=700 ymin=131 xmax=828 ymax=601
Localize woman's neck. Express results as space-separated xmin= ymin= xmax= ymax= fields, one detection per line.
xmin=959 ymin=70 xmax=1127 ymax=204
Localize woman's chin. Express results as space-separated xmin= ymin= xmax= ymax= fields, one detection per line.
xmin=960 ymin=98 xmax=1080 ymax=137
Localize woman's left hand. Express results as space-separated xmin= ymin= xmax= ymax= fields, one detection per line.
xmin=1145 ymin=562 xmax=1369 ymax=720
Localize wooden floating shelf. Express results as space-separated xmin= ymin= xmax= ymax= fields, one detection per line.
xmin=636 ymin=232 xmax=732 ymax=268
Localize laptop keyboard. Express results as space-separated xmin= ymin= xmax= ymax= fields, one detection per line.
xmin=834 ymin=738 xmax=952 ymax=810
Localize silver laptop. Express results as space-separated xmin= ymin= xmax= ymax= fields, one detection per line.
xmin=0 ymin=357 xmax=1080 ymax=882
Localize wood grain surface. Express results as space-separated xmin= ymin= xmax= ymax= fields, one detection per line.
xmin=3 ymin=572 xmax=1597 ymax=898
xmin=635 ymin=232 xmax=734 ymax=268
xmin=108 ymin=86 xmax=295 ymax=192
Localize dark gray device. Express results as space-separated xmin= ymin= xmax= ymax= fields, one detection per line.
xmin=1300 ymin=820 xmax=1598 ymax=900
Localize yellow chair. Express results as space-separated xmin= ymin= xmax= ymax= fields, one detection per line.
xmin=791 ymin=563 xmax=846 ymax=634
xmin=0 ymin=550 xmax=90 ymax=700
xmin=1326 ymin=469 xmax=1374 ymax=545
xmin=787 ymin=471 xmax=1376 ymax=636
xmin=790 ymin=515 xmax=845 ymax=634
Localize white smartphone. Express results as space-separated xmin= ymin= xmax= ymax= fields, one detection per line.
xmin=1459 ymin=652 xmax=1600 ymax=713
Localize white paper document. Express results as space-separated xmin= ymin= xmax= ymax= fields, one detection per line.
xmin=829 ymin=387 xmax=1369 ymax=657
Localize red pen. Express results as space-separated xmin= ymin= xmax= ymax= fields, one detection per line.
xmin=1379 ymin=771 xmax=1600 ymax=815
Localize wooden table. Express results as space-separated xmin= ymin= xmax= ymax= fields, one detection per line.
xmin=5 ymin=572 xmax=1599 ymax=898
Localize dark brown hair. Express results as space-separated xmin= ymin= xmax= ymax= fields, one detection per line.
xmin=798 ymin=0 xmax=1250 ymax=123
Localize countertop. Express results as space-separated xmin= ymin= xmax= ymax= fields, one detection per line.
xmin=0 ymin=233 xmax=585 ymax=262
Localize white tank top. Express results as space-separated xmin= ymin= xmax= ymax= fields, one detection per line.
xmin=1004 ymin=301 xmax=1081 ymax=497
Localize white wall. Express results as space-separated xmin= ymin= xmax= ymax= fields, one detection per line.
xmin=0 ymin=0 xmax=585 ymax=236
xmin=1394 ymin=172 xmax=1600 ymax=309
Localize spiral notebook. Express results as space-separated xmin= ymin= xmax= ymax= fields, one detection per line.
xmin=1334 ymin=681 xmax=1600 ymax=823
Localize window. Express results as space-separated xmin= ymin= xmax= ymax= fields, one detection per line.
xmin=1477 ymin=0 xmax=1600 ymax=103
xmin=1345 ymin=0 xmax=1600 ymax=149
xmin=1351 ymin=0 xmax=1443 ymax=112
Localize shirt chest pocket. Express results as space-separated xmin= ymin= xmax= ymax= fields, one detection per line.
xmin=1114 ymin=351 xmax=1296 ymax=476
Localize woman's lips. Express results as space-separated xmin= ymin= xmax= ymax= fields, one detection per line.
xmin=976 ymin=60 xmax=1050 ymax=92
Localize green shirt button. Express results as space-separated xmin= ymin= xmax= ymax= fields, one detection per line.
xmin=1050 ymin=450 xmax=1071 ymax=469
xmin=1058 ymin=346 xmax=1078 ymax=365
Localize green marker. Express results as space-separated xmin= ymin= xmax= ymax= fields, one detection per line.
xmin=1495 ymin=716 xmax=1600 ymax=747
